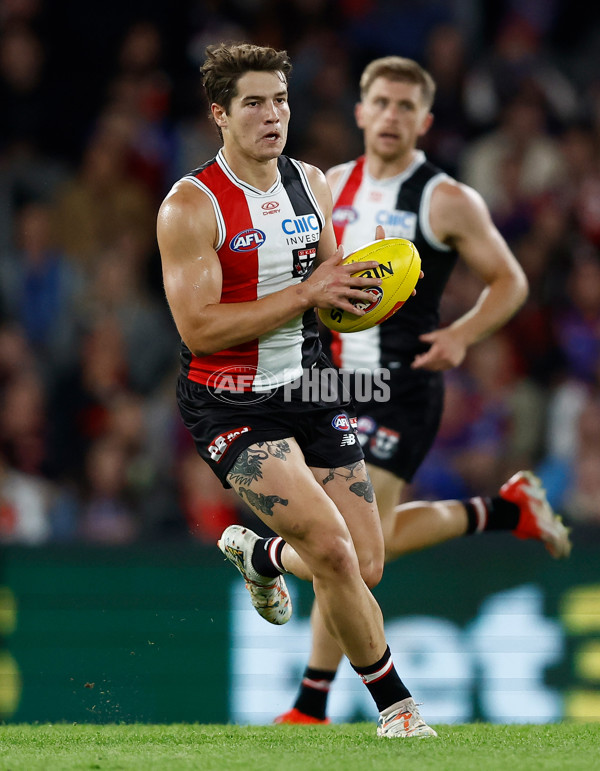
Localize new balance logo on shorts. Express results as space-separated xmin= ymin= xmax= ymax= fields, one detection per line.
xmin=208 ymin=426 xmax=251 ymax=462
xmin=340 ymin=434 xmax=356 ymax=446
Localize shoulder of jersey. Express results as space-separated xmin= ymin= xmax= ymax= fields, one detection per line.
xmin=318 ymin=238 xmax=421 ymax=333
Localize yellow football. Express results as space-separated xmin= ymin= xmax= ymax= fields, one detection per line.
xmin=318 ymin=238 xmax=421 ymax=333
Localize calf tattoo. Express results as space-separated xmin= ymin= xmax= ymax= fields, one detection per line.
xmin=322 ymin=461 xmax=374 ymax=503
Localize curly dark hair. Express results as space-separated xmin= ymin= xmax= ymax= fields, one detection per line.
xmin=201 ymin=42 xmax=292 ymax=114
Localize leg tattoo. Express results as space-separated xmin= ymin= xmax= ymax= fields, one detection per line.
xmin=238 ymin=487 xmax=289 ymax=517
xmin=322 ymin=461 xmax=374 ymax=503
xmin=228 ymin=440 xmax=291 ymax=486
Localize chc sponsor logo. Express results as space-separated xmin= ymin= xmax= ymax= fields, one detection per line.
xmin=262 ymin=201 xmax=280 ymax=215
xmin=282 ymin=214 xmax=319 ymax=235
xmin=206 ymin=365 xmax=277 ymax=404
xmin=230 ymin=228 xmax=266 ymax=252
xmin=375 ymin=209 xmax=417 ymax=239
xmin=208 ymin=426 xmax=251 ymax=463
xmin=332 ymin=206 xmax=358 ymax=226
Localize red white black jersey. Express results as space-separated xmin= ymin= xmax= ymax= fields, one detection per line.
xmin=330 ymin=150 xmax=459 ymax=370
xmin=180 ymin=150 xmax=324 ymax=390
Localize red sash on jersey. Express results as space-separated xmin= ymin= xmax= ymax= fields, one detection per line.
xmin=332 ymin=155 xmax=365 ymax=246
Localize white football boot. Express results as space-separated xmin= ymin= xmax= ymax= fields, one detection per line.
xmin=218 ymin=525 xmax=292 ymax=625
xmin=377 ymin=698 xmax=438 ymax=738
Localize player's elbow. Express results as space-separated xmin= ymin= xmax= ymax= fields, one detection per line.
xmin=186 ymin=335 xmax=221 ymax=357
xmin=512 ymin=267 xmax=529 ymax=309
xmin=180 ymin=322 xmax=222 ymax=357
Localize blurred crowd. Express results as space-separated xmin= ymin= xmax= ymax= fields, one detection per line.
xmin=0 ymin=0 xmax=599 ymax=546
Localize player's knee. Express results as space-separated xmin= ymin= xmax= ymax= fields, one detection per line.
xmin=360 ymin=556 xmax=384 ymax=589
xmin=355 ymin=535 xmax=385 ymax=587
xmin=310 ymin=533 xmax=359 ymax=581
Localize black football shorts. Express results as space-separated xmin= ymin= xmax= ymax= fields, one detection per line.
xmin=177 ymin=357 xmax=365 ymax=488
xmin=351 ymin=367 xmax=444 ymax=482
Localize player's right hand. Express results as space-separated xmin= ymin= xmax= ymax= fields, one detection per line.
xmin=305 ymin=245 xmax=382 ymax=314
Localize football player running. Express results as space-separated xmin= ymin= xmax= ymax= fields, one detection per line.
xmin=275 ymin=56 xmax=571 ymax=726
xmin=158 ymin=43 xmax=438 ymax=738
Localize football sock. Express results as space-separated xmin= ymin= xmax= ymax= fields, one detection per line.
xmin=352 ymin=646 xmax=410 ymax=713
xmin=250 ymin=536 xmax=287 ymax=578
xmin=464 ymin=496 xmax=520 ymax=535
xmin=293 ymin=667 xmax=336 ymax=720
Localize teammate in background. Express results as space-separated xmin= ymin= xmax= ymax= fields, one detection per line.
xmin=157 ymin=43 xmax=437 ymax=738
xmin=275 ymin=56 xmax=572 ymax=726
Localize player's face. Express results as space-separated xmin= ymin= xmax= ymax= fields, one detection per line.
xmin=214 ymin=70 xmax=290 ymax=162
xmin=356 ymin=77 xmax=432 ymax=162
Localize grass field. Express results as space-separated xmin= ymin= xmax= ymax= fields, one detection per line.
xmin=0 ymin=723 xmax=598 ymax=771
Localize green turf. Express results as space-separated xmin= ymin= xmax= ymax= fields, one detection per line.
xmin=0 ymin=723 xmax=598 ymax=771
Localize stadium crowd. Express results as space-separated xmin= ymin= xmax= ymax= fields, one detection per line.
xmin=0 ymin=0 xmax=599 ymax=545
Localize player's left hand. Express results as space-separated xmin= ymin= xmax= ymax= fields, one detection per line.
xmin=411 ymin=327 xmax=468 ymax=371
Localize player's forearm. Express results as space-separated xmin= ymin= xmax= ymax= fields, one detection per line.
xmin=183 ymin=282 xmax=316 ymax=356
xmin=449 ymin=272 xmax=528 ymax=346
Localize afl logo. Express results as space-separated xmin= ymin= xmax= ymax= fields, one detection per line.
xmin=332 ymin=206 xmax=358 ymax=226
xmin=230 ymin=228 xmax=266 ymax=252
xmin=262 ymin=201 xmax=279 ymax=211
xmin=331 ymin=414 xmax=351 ymax=431
xmin=351 ymin=286 xmax=383 ymax=313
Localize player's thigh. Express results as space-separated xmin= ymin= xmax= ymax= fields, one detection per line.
xmin=309 ymin=459 xmax=384 ymax=586
xmin=226 ymin=437 xmax=351 ymax=558
xmin=367 ymin=463 xmax=406 ymax=524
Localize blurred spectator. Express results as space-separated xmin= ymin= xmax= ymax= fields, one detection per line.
xmin=0 ymin=450 xmax=50 ymax=544
xmin=488 ymin=151 xmax=537 ymax=244
xmin=298 ymin=108 xmax=361 ymax=171
xmin=541 ymin=382 xmax=600 ymax=521
xmin=0 ymin=22 xmax=68 ymax=253
xmin=562 ymin=394 xmax=600 ymax=523
xmin=52 ymin=127 xmax=155 ymax=270
xmin=460 ymin=92 xmax=565 ymax=210
xmin=79 ymin=435 xmax=140 ymax=544
xmin=106 ymin=389 xmax=184 ymax=538
xmin=171 ymin=105 xmax=221 ymax=180
xmin=551 ymin=249 xmax=600 ymax=384
xmin=102 ymin=20 xmax=176 ymax=200
xmin=81 ymin=233 xmax=177 ymax=393
xmin=0 ymin=369 xmax=47 ymax=476
xmin=463 ymin=13 xmax=579 ymax=130
xmin=0 ymin=200 xmax=83 ymax=382
xmin=0 ymin=23 xmax=49 ymax=154
xmin=0 ymin=321 xmax=37 ymax=386
xmin=342 ymin=0 xmax=453 ymax=65
xmin=48 ymin=314 xmax=131 ymax=484
xmin=286 ymin=29 xmax=358 ymax=157
xmin=558 ymin=124 xmax=600 ymax=248
xmin=421 ymin=23 xmax=473 ymax=176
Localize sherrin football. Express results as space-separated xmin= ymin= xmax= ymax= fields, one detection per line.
xmin=318 ymin=238 xmax=421 ymax=333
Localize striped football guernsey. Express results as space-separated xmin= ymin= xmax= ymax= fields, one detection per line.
xmin=180 ymin=150 xmax=324 ymax=390
xmin=329 ymin=150 xmax=459 ymax=371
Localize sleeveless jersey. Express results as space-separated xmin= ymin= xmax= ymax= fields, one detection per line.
xmin=330 ymin=150 xmax=459 ymax=370
xmin=180 ymin=150 xmax=324 ymax=390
